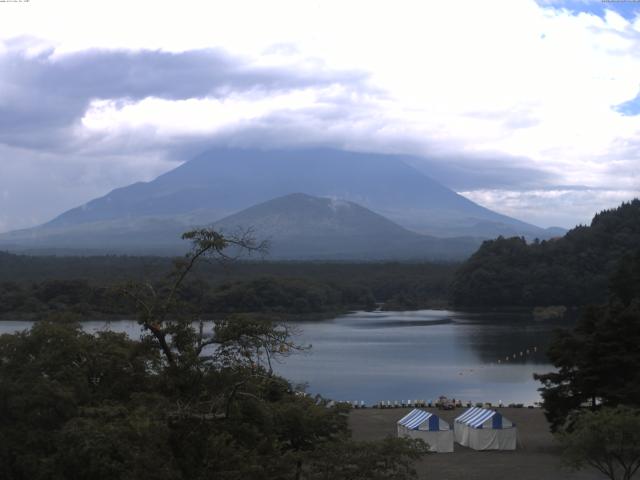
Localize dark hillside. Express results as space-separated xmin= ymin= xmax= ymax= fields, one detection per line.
xmin=450 ymin=199 xmax=640 ymax=307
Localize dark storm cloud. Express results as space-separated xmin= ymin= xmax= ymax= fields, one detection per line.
xmin=0 ymin=43 xmax=368 ymax=150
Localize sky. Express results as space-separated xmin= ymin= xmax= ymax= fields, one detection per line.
xmin=0 ymin=0 xmax=639 ymax=232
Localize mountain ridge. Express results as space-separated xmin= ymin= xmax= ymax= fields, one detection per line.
xmin=0 ymin=148 xmax=567 ymax=258
xmin=212 ymin=193 xmax=481 ymax=260
xmin=0 ymin=193 xmax=483 ymax=259
xmin=42 ymin=148 xmax=560 ymax=239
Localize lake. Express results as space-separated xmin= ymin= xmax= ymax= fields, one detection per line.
xmin=0 ymin=309 xmax=567 ymax=405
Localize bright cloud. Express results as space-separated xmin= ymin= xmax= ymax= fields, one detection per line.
xmin=461 ymin=187 xmax=638 ymax=227
xmin=0 ymin=0 xmax=638 ymax=231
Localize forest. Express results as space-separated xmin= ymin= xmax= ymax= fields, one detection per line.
xmin=0 ymin=253 xmax=456 ymax=319
xmin=3 ymin=200 xmax=640 ymax=318
xmin=450 ymin=200 xmax=640 ymax=307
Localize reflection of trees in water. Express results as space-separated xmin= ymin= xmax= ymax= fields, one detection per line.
xmin=455 ymin=315 xmax=576 ymax=365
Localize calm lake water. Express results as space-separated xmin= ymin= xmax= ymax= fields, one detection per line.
xmin=0 ymin=310 xmax=568 ymax=405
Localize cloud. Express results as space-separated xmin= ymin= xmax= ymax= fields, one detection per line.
xmin=0 ymin=143 xmax=177 ymax=232
xmin=536 ymin=0 xmax=640 ymax=21
xmin=0 ymin=42 xmax=374 ymax=233
xmin=0 ymin=0 xmax=639 ymax=232
xmin=0 ymin=43 xmax=368 ymax=151
xmin=402 ymin=153 xmax=558 ymax=191
xmin=614 ymin=89 xmax=640 ymax=115
xmin=460 ymin=187 xmax=638 ymax=228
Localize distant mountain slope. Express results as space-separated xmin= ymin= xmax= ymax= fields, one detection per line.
xmin=0 ymin=216 xmax=192 ymax=255
xmin=43 ymin=148 xmax=559 ymax=239
xmin=450 ymin=199 xmax=640 ymax=307
xmin=213 ymin=193 xmax=481 ymax=260
xmin=0 ymin=193 xmax=481 ymax=259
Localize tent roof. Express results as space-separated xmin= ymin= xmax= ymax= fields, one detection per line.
xmin=455 ymin=407 xmax=507 ymax=429
xmin=397 ymin=409 xmax=435 ymax=430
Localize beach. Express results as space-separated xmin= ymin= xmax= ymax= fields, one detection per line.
xmin=349 ymin=407 xmax=604 ymax=480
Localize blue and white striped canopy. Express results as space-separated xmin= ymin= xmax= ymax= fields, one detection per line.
xmin=455 ymin=407 xmax=510 ymax=429
xmin=397 ymin=409 xmax=440 ymax=431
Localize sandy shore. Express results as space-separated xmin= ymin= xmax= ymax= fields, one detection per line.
xmin=349 ymin=407 xmax=604 ymax=480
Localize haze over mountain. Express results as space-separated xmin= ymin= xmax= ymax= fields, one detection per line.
xmin=0 ymin=148 xmax=564 ymax=258
xmin=213 ymin=193 xmax=481 ymax=260
xmin=0 ymin=193 xmax=482 ymax=259
xmin=46 ymin=148 xmax=559 ymax=235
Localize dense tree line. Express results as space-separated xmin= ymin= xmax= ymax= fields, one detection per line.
xmin=0 ymin=252 xmax=457 ymax=286
xmin=205 ymin=277 xmax=375 ymax=314
xmin=0 ymin=279 xmax=128 ymax=318
xmin=0 ymin=255 xmax=456 ymax=317
xmin=0 ymin=229 xmax=428 ymax=480
xmin=0 ymin=277 xmax=376 ymax=319
xmin=451 ymin=199 xmax=640 ymax=307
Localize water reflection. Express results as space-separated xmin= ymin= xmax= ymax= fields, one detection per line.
xmin=274 ymin=310 xmax=567 ymax=405
xmin=0 ymin=310 xmax=568 ymax=405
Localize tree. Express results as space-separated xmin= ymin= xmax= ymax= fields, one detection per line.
xmin=0 ymin=229 xmax=428 ymax=480
xmin=535 ymin=250 xmax=640 ymax=431
xmin=0 ymin=318 xmax=164 ymax=480
xmin=451 ymin=200 xmax=640 ymax=308
xmin=559 ymin=406 xmax=640 ymax=480
xmin=306 ymin=437 xmax=428 ymax=480
xmin=120 ymin=228 xmax=269 ymax=370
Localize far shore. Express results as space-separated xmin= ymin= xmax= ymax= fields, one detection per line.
xmin=0 ymin=304 xmax=581 ymax=322
xmin=0 ymin=310 xmax=351 ymax=323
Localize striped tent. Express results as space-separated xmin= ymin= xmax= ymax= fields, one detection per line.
xmin=397 ymin=409 xmax=454 ymax=453
xmin=454 ymin=407 xmax=516 ymax=450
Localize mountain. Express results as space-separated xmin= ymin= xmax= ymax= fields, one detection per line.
xmin=42 ymin=148 xmax=560 ymax=239
xmin=213 ymin=193 xmax=481 ymax=260
xmin=0 ymin=193 xmax=482 ymax=259
xmin=0 ymin=216 xmax=192 ymax=255
xmin=450 ymin=199 xmax=640 ymax=307
xmin=0 ymin=148 xmax=566 ymax=257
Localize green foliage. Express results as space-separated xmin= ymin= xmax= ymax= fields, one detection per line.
xmin=451 ymin=199 xmax=640 ymax=307
xmin=205 ymin=276 xmax=375 ymax=314
xmin=535 ymin=249 xmax=640 ymax=431
xmin=54 ymin=403 xmax=179 ymax=480
xmin=558 ymin=406 xmax=640 ymax=480
xmin=0 ymin=279 xmax=124 ymax=318
xmin=0 ymin=229 xmax=427 ymax=480
xmin=305 ymin=437 xmax=429 ymax=480
xmin=610 ymin=250 xmax=640 ymax=308
xmin=0 ymin=320 xmax=162 ymax=480
xmin=0 ymin=259 xmax=456 ymax=318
